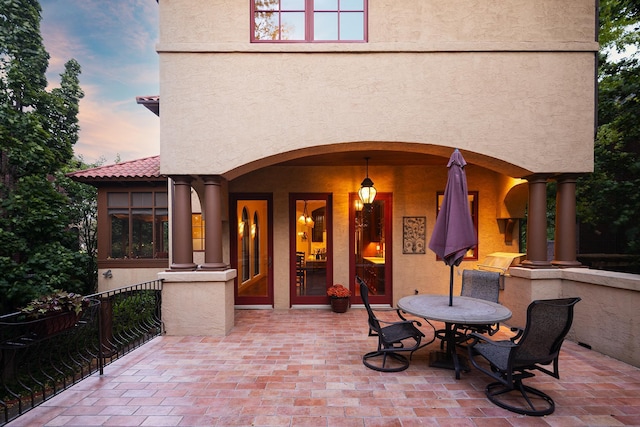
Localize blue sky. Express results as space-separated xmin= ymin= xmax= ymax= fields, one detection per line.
xmin=40 ymin=0 xmax=159 ymax=164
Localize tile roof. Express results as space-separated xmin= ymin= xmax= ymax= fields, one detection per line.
xmin=136 ymin=95 xmax=160 ymax=116
xmin=67 ymin=155 xmax=163 ymax=183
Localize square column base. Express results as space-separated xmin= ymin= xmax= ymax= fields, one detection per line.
xmin=158 ymin=269 xmax=237 ymax=336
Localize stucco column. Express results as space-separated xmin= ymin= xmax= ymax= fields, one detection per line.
xmin=200 ymin=175 xmax=228 ymax=271
xmin=521 ymin=175 xmax=553 ymax=268
xmin=170 ymin=176 xmax=197 ymax=271
xmin=552 ymin=174 xmax=582 ymax=268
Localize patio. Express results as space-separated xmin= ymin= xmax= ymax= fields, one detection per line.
xmin=8 ymin=308 xmax=640 ymax=427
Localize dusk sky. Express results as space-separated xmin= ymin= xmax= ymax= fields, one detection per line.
xmin=40 ymin=0 xmax=160 ymax=165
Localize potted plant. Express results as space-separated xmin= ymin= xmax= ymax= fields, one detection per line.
xmin=20 ymin=290 xmax=89 ymax=336
xmin=327 ymin=284 xmax=351 ymax=313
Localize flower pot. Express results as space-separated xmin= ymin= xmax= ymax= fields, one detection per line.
xmin=330 ymin=297 xmax=350 ymax=313
xmin=32 ymin=311 xmax=80 ymax=337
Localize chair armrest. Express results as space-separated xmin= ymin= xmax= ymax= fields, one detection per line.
xmin=395 ymin=309 xmax=423 ymax=327
xmin=467 ymin=332 xmax=517 ymax=349
xmin=510 ymin=326 xmax=524 ymax=342
xmin=377 ymin=318 xmax=422 ymax=328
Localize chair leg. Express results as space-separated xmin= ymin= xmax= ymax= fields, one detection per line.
xmin=363 ymin=350 xmax=410 ymax=372
xmin=485 ymin=379 xmax=555 ymax=416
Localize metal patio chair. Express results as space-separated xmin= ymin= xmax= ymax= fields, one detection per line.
xmin=467 ymin=297 xmax=581 ymax=416
xmin=358 ymin=276 xmax=427 ymax=372
xmin=435 ymin=269 xmax=501 ymax=347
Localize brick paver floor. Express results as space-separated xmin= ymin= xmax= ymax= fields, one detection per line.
xmin=7 ymin=308 xmax=640 ymax=426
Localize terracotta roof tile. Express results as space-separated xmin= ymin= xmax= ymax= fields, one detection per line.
xmin=67 ymin=155 xmax=163 ymax=182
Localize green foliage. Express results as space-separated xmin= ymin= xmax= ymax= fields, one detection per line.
xmin=20 ymin=289 xmax=87 ymax=318
xmin=0 ymin=0 xmax=91 ymax=314
xmin=573 ymin=0 xmax=640 ymax=255
xmin=112 ymin=291 xmax=159 ymax=337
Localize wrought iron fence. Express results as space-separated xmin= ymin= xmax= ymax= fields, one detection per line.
xmin=0 ymin=279 xmax=163 ymax=426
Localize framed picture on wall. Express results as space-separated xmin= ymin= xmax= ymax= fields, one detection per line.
xmin=403 ymin=216 xmax=426 ymax=254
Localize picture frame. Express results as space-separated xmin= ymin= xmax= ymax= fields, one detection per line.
xmin=402 ymin=216 xmax=426 ymax=254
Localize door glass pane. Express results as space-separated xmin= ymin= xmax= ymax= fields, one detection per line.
xmin=295 ymin=199 xmax=327 ymax=296
xmin=237 ymin=200 xmax=269 ymax=298
xmin=355 ymin=199 xmax=386 ymax=296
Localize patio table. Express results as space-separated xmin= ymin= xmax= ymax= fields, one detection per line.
xmin=397 ymin=294 xmax=512 ymax=379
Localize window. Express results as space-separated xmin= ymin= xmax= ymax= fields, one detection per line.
xmin=192 ymin=214 xmax=205 ymax=251
xmin=252 ymin=0 xmax=367 ymax=42
xmin=107 ymin=191 xmax=168 ymax=259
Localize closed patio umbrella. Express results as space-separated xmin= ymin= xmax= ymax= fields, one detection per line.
xmin=428 ymin=149 xmax=477 ymax=306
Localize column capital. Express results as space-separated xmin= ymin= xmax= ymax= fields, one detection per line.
xmin=170 ymin=175 xmax=194 ymax=185
xmin=523 ymin=173 xmax=552 ymax=183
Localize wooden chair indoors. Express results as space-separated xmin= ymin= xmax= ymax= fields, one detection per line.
xmin=295 ymin=252 xmax=305 ymax=293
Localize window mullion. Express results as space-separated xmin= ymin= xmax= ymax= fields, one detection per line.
xmin=306 ymin=0 xmax=313 ymax=41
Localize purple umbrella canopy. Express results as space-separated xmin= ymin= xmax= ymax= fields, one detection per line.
xmin=428 ymin=149 xmax=477 ymax=305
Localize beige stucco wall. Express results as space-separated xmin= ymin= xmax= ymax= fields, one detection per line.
xmin=229 ymin=164 xmax=520 ymax=308
xmin=502 ymin=268 xmax=640 ymax=368
xmin=98 ymin=268 xmax=167 ymax=293
xmin=159 ymin=0 xmax=595 ymax=45
xmin=157 ymin=1 xmax=597 ymax=177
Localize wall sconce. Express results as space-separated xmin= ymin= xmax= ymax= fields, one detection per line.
xmin=354 ymin=199 xmax=363 ymax=212
xmin=102 ymin=269 xmax=113 ymax=279
xmin=250 ymin=223 xmax=256 ymax=238
xmin=238 ymin=221 xmax=245 ymax=237
xmin=358 ymin=157 xmax=377 ymax=205
xmin=298 ymin=200 xmax=315 ymax=227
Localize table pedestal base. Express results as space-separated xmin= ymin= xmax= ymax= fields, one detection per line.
xmin=429 ymin=351 xmax=469 ymax=378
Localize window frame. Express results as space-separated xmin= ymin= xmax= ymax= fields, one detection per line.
xmin=97 ymin=186 xmax=169 ymax=269
xmin=251 ymin=0 xmax=368 ymax=43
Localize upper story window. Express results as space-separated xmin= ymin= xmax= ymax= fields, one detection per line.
xmin=252 ymin=0 xmax=367 ymax=42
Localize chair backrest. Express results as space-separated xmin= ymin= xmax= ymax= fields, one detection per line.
xmin=357 ymin=276 xmax=381 ymax=333
xmin=513 ymin=297 xmax=581 ymax=367
xmin=461 ymin=270 xmax=500 ymax=303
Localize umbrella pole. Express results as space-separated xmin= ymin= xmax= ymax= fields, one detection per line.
xmin=449 ymin=265 xmax=454 ymax=306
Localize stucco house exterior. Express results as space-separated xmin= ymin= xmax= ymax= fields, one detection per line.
xmin=71 ymin=0 xmax=599 ymax=337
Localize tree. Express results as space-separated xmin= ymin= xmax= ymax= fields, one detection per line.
xmin=0 ymin=0 xmax=90 ymax=314
xmin=569 ymin=0 xmax=640 ymax=260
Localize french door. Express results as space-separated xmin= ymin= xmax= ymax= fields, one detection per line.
xmin=230 ymin=193 xmax=273 ymax=306
xmin=290 ymin=193 xmax=333 ymax=305
xmin=350 ymin=192 xmax=392 ymax=305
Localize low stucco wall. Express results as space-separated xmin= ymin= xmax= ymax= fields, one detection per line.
xmin=502 ymin=267 xmax=640 ymax=368
xmin=158 ymin=270 xmax=237 ymax=336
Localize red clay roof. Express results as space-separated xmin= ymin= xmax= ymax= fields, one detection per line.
xmin=67 ymin=155 xmax=163 ymax=183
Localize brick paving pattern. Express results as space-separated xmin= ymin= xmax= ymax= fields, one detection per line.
xmin=8 ymin=309 xmax=640 ymax=426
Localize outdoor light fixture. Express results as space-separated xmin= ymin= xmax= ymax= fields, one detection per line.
xmin=358 ymin=157 xmax=377 ymax=205
xmin=298 ymin=200 xmax=315 ymax=227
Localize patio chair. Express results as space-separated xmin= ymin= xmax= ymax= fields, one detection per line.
xmin=467 ymin=297 xmax=581 ymax=416
xmin=435 ymin=269 xmax=501 ymax=347
xmin=358 ymin=276 xmax=426 ymax=372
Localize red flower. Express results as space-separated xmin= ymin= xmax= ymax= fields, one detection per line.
xmin=327 ymin=284 xmax=351 ymax=298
